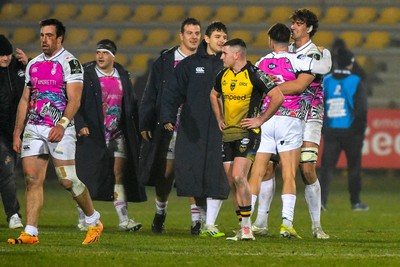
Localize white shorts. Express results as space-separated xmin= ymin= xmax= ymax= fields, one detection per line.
xmin=303 ymin=120 xmax=322 ymax=145
xmin=258 ymin=116 xmax=304 ymax=154
xmin=21 ymin=124 xmax=77 ymax=160
xmin=106 ymin=136 xmax=126 ymax=158
xmin=166 ymin=131 xmax=177 ymax=160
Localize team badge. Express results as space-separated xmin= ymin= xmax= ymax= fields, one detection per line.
xmin=230 ymin=82 xmax=236 ymax=91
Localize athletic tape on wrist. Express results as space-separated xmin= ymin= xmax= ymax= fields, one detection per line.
xmin=58 ymin=117 xmax=70 ymax=129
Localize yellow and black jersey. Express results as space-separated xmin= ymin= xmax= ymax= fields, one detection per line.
xmin=214 ymin=62 xmax=277 ymax=142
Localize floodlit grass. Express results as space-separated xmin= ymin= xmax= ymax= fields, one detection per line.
xmin=0 ymin=171 xmax=399 ymax=266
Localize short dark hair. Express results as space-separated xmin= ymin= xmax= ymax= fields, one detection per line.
xmin=290 ymin=8 xmax=319 ymax=38
xmin=223 ymin=38 xmax=246 ymax=49
xmin=180 ymin=17 xmax=201 ymax=33
xmin=205 ymin=21 xmax=228 ymax=37
xmin=39 ymin=18 xmax=66 ymax=42
xmin=268 ymin=23 xmax=291 ymax=43
xmin=96 ymin=39 xmax=117 ymax=55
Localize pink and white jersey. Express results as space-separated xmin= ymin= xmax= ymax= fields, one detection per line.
xmin=289 ymin=40 xmax=325 ymax=122
xmin=96 ymin=67 xmax=123 ymax=141
xmin=25 ymin=48 xmax=83 ymax=127
xmin=256 ymin=51 xmax=315 ymax=120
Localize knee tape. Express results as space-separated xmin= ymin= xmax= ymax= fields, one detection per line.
xmin=300 ymin=147 xmax=319 ymax=163
xmin=55 ymin=165 xmax=85 ymax=197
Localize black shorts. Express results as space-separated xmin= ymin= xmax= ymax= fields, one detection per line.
xmin=222 ymin=135 xmax=260 ymax=162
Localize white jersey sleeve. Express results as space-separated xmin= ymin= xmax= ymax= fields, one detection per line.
xmin=62 ymin=53 xmax=84 ymax=83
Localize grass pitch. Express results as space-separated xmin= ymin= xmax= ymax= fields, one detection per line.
xmin=0 ymin=171 xmax=399 ymax=267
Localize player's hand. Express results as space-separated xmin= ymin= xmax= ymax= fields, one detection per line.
xmin=217 ymin=120 xmax=226 ymax=132
xmin=141 ymin=131 xmax=152 ymax=141
xmin=78 ymin=127 xmax=90 ymax=137
xmin=241 ymin=117 xmax=263 ymax=129
xmin=13 ymin=137 xmax=22 ymax=154
xmin=48 ymin=124 xmax=65 ymax=142
xmin=164 ymin=123 xmax=174 ymax=132
xmin=15 ymin=48 xmax=28 ymax=65
xmin=268 ymin=74 xmax=279 ymax=83
xmin=317 ymin=46 xmax=325 ymax=53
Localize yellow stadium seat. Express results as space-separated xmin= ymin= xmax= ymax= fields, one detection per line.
xmin=52 ymin=4 xmax=78 ymax=21
xmin=229 ymin=30 xmax=254 ymax=46
xmin=143 ymin=29 xmax=171 ymax=47
xmin=127 ymin=53 xmax=153 ymax=74
xmin=169 ymin=32 xmax=182 ymax=47
xmin=91 ymin=28 xmax=118 ymax=45
xmin=304 ymin=6 xmax=321 ymax=19
xmin=11 ymin=28 xmax=37 ymax=46
xmin=26 ymin=52 xmax=38 ymax=59
xmin=158 ymin=5 xmax=185 ymax=23
xmin=63 ymin=28 xmax=90 ymax=46
xmin=103 ymin=4 xmax=132 ymax=22
xmin=252 ymin=31 xmax=269 ymax=49
xmin=119 ymin=29 xmax=145 ymax=47
xmin=376 ymin=7 xmax=400 ymax=25
xmin=339 ymin=31 xmax=363 ymax=49
xmin=130 ymin=5 xmax=159 ymax=23
xmin=0 ymin=28 xmax=9 ymax=37
xmin=347 ymin=7 xmax=376 ymax=24
xmin=321 ymin=6 xmax=349 ymax=24
xmin=0 ymin=3 xmax=24 ymax=20
xmin=362 ymin=31 xmax=390 ymax=49
xmin=212 ymin=6 xmax=240 ymax=24
xmin=188 ymin=5 xmax=213 ymax=22
xmin=78 ymin=53 xmax=95 ymax=64
xmin=247 ymin=54 xmax=262 ymax=64
xmin=267 ymin=6 xmax=292 ymax=24
xmin=115 ymin=53 xmax=129 ymax=67
xmin=22 ymin=3 xmax=51 ymax=21
xmin=313 ymin=31 xmax=335 ymax=48
xmin=75 ymin=4 xmax=105 ymax=22
xmin=239 ymin=6 xmax=267 ymax=24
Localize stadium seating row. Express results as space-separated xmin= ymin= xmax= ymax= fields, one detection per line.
xmin=2 ymin=26 xmax=391 ymax=51
xmin=1 ymin=3 xmax=400 ymax=25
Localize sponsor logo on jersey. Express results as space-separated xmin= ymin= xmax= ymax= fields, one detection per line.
xmin=195 ymin=67 xmax=205 ymax=74
xmin=69 ymin=59 xmax=83 ymax=74
xmin=223 ymin=94 xmax=247 ymax=101
xmin=230 ymin=82 xmax=236 ymax=91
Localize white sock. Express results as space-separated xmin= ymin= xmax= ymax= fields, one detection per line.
xmin=155 ymin=199 xmax=168 ymax=215
xmin=25 ymin=225 xmax=39 ymax=236
xmin=114 ymin=184 xmax=128 ymax=223
xmin=254 ymin=178 xmax=275 ymax=228
xmin=205 ymin=198 xmax=223 ymax=226
xmin=251 ymin=194 xmax=257 ymax=215
xmin=305 ymin=180 xmax=321 ymax=229
xmin=281 ymin=194 xmax=296 ymax=228
xmin=191 ymin=204 xmax=200 ymax=222
xmin=198 ymin=205 xmax=207 ymax=222
xmin=77 ymin=205 xmax=85 ymax=223
xmin=85 ymin=210 xmax=101 ymax=226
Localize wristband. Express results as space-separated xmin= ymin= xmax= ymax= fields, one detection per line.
xmin=58 ymin=117 xmax=70 ymax=129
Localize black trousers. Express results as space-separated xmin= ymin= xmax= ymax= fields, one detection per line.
xmin=0 ymin=137 xmax=21 ymax=221
xmin=319 ymin=133 xmax=364 ymax=206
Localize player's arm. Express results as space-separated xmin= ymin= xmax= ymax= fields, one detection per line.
xmin=278 ymin=48 xmax=331 ymax=95
xmin=311 ymin=48 xmax=332 ymax=74
xmin=258 ymin=86 xmax=284 ymax=123
xmin=48 ymin=82 xmax=83 ymax=142
xmin=241 ymin=68 xmax=284 ymax=129
xmin=210 ymin=88 xmax=225 ymax=131
xmin=13 ymin=85 xmax=30 ymax=153
xmin=278 ymin=73 xmax=315 ymax=94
